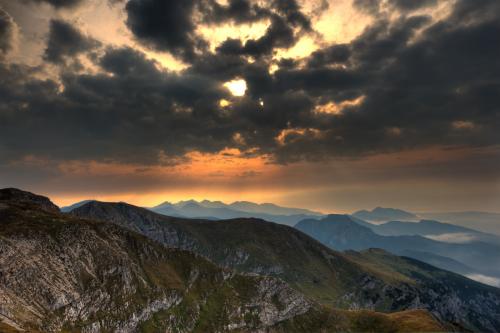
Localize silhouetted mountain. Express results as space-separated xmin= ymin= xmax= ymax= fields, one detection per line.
xmin=372 ymin=219 xmax=479 ymax=236
xmin=0 ymin=187 xmax=59 ymax=213
xmin=353 ymin=207 xmax=418 ymax=222
xmin=60 ymin=199 xmax=95 ymax=212
xmin=227 ymin=200 xmax=322 ymax=216
xmin=296 ymin=214 xmax=500 ymax=282
xmin=150 ymin=200 xmax=322 ymax=226
xmin=71 ymin=201 xmax=500 ymax=332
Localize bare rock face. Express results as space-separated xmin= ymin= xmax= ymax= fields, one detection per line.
xmin=0 ymin=188 xmax=59 ymax=213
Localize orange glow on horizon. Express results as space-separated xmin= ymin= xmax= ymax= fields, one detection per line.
xmin=29 ymin=145 xmax=500 ymax=214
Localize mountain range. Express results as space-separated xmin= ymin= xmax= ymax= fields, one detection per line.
xmin=63 ymin=198 xmax=500 ymax=283
xmin=69 ymin=199 xmax=500 ymax=332
xmin=62 ymin=199 xmax=323 ymax=226
xmin=1 ymin=188 xmax=453 ymax=333
xmin=353 ymin=207 xmax=419 ymax=222
xmin=419 ymin=211 xmax=500 ymax=236
xmin=12 ymin=191 xmax=500 ymax=332
xmin=364 ymin=219 xmax=500 ymax=245
xmin=148 ymin=199 xmax=323 ymax=226
xmin=353 ymin=207 xmax=500 ymax=236
xmin=63 ymin=201 xmax=500 ymax=237
xmin=295 ymin=215 xmax=500 ymax=285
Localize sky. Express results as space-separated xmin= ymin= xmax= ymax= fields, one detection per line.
xmin=0 ymin=0 xmax=499 ymax=213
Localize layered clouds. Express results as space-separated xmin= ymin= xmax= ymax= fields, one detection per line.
xmin=0 ymin=0 xmax=499 ymax=209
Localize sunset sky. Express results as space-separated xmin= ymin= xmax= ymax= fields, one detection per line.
xmin=0 ymin=0 xmax=499 ymax=212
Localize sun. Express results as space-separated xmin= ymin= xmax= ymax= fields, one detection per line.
xmin=224 ymin=79 xmax=247 ymax=97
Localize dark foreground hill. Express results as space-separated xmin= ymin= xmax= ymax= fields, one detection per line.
xmin=0 ymin=189 xmax=445 ymax=333
xmin=71 ymin=200 xmax=500 ymax=332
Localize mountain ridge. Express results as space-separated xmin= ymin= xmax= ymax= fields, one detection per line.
xmin=295 ymin=215 xmax=500 ymax=282
xmin=0 ymin=188 xmax=449 ymax=333
xmin=149 ymin=200 xmax=322 ymax=226
xmin=70 ymin=200 xmax=500 ymax=332
xmin=353 ymin=207 xmax=418 ymax=222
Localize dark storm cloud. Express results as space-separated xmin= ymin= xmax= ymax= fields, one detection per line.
xmin=0 ymin=0 xmax=499 ymax=167
xmin=125 ymin=0 xmax=312 ymax=61
xmin=352 ymin=0 xmax=381 ymax=15
xmin=307 ymin=44 xmax=351 ymax=68
xmin=354 ymin=0 xmax=437 ymax=15
xmin=125 ymin=0 xmax=205 ymax=62
xmin=218 ymin=15 xmax=297 ymax=57
xmin=44 ymin=19 xmax=100 ymax=64
xmin=388 ymin=0 xmax=437 ymax=12
xmin=201 ymin=0 xmax=271 ymax=25
xmin=24 ymin=0 xmax=84 ymax=8
xmin=0 ymin=46 xmax=235 ymax=164
xmin=0 ymin=8 xmax=15 ymax=58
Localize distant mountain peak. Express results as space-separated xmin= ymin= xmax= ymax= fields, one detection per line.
xmin=325 ymin=213 xmax=356 ymax=221
xmin=156 ymin=200 xmax=173 ymax=207
xmin=175 ymin=199 xmax=199 ymax=208
xmin=60 ymin=199 xmax=95 ymax=212
xmin=181 ymin=201 xmax=204 ymax=209
xmin=0 ymin=188 xmax=59 ymax=213
xmin=353 ymin=207 xmax=418 ymax=222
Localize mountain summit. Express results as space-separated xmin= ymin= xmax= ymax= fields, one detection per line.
xmin=353 ymin=207 xmax=419 ymax=222
xmin=0 ymin=188 xmax=59 ymax=213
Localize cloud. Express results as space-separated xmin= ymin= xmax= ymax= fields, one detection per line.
xmin=424 ymin=232 xmax=478 ymax=244
xmin=24 ymin=0 xmax=85 ymax=8
xmin=465 ymin=273 xmax=500 ymax=287
xmin=0 ymin=0 xmax=499 ymax=170
xmin=44 ymin=19 xmax=100 ymax=64
xmin=307 ymin=44 xmax=351 ymax=67
xmin=200 ymin=0 xmax=271 ymax=25
xmin=388 ymin=0 xmax=437 ymax=12
xmin=352 ymin=0 xmax=381 ymax=15
xmin=218 ymin=15 xmax=297 ymax=57
xmin=353 ymin=0 xmax=438 ymax=15
xmin=0 ymin=46 xmax=233 ymax=164
xmin=0 ymin=8 xmax=16 ymax=58
xmin=125 ymin=0 xmax=313 ymax=61
xmin=125 ymin=0 xmax=205 ymax=62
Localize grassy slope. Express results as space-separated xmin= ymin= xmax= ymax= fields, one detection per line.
xmin=273 ymin=309 xmax=445 ymax=333
xmin=167 ymin=218 xmax=366 ymax=301
xmin=345 ymin=248 xmax=499 ymax=296
xmin=71 ymin=203 xmax=407 ymax=307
